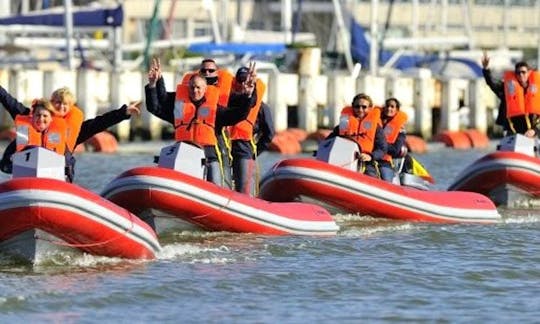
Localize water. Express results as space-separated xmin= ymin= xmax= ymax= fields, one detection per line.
xmin=1 ymin=142 xmax=539 ymax=322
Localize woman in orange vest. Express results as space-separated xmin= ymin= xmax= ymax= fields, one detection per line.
xmin=0 ymin=85 xmax=140 ymax=180
xmin=327 ymin=93 xmax=388 ymax=178
xmin=229 ymin=65 xmax=275 ymax=196
xmin=14 ymin=98 xmax=67 ymax=155
xmin=378 ymin=97 xmax=408 ymax=182
xmin=145 ymin=63 xmax=254 ymax=186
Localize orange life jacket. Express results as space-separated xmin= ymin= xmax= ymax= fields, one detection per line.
xmin=182 ymin=69 xmax=234 ymax=107
xmin=382 ymin=110 xmax=408 ymax=162
xmin=174 ymin=84 xmax=219 ymax=146
xmin=64 ymin=105 xmax=84 ymax=153
xmin=229 ymin=79 xmax=266 ymax=141
xmin=504 ymin=70 xmax=540 ymax=118
xmin=15 ymin=115 xmax=67 ymax=155
xmin=339 ymin=106 xmax=380 ymax=154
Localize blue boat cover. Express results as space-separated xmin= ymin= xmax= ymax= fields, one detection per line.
xmin=188 ymin=42 xmax=287 ymax=55
xmin=350 ymin=18 xmax=482 ymax=77
xmin=0 ymin=5 xmax=123 ymax=27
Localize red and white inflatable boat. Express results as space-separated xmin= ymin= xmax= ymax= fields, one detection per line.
xmin=259 ymin=137 xmax=500 ymax=224
xmin=448 ymin=135 xmax=540 ymax=208
xmin=0 ymin=147 xmax=161 ymax=263
xmin=101 ymin=142 xmax=338 ymax=236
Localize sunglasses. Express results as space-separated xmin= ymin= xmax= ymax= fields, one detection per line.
xmin=200 ymin=68 xmax=216 ymax=73
xmin=353 ymin=104 xmax=369 ymax=109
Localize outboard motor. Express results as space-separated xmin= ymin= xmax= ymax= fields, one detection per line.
xmin=315 ymin=136 xmax=361 ymax=172
xmin=497 ymin=134 xmax=537 ymax=157
xmin=156 ymin=141 xmax=206 ymax=179
xmin=12 ymin=146 xmax=65 ymax=181
xmin=400 ymin=173 xmax=430 ymax=190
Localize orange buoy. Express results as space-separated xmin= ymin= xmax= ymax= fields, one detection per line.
xmin=405 ymin=135 xmax=428 ymax=154
xmin=307 ymin=129 xmax=332 ymax=142
xmin=86 ymin=131 xmax=118 ymax=153
xmin=434 ymin=131 xmax=472 ymax=150
xmin=270 ymin=131 xmax=302 ymax=155
xmin=462 ymin=129 xmax=490 ymax=149
xmin=73 ymin=143 xmax=86 ymax=153
xmin=286 ymin=128 xmax=308 ymax=142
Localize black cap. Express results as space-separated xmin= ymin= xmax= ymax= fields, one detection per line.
xmin=236 ymin=67 xmax=249 ymax=82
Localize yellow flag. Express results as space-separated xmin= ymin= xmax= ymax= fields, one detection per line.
xmin=411 ymin=156 xmax=435 ymax=184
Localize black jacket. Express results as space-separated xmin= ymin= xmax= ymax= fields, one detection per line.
xmin=144 ymin=77 xmax=253 ymax=161
xmin=229 ymin=87 xmax=275 ymax=159
xmin=483 ymin=68 xmax=539 ymax=134
xmin=386 ymin=131 xmax=406 ymax=159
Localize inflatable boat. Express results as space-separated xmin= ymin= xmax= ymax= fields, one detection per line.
xmin=0 ymin=147 xmax=161 ymax=263
xmin=448 ymin=134 xmax=540 ymax=208
xmin=101 ymin=142 xmax=339 ymax=236
xmin=259 ymin=137 xmax=501 ymax=223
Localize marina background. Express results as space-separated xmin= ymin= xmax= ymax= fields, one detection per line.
xmin=0 ymin=1 xmax=539 ymax=322
xmin=1 ymin=0 xmax=540 ymax=142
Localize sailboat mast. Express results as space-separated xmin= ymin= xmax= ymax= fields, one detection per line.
xmin=64 ymin=0 xmax=74 ymax=69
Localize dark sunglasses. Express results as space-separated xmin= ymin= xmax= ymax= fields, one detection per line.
xmin=353 ymin=104 xmax=369 ymax=109
xmin=200 ymin=68 xmax=216 ymax=73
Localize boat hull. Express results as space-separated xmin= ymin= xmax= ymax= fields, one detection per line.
xmin=259 ymin=158 xmax=500 ymax=223
xmin=101 ymin=166 xmax=339 ymax=236
xmin=0 ymin=178 xmax=161 ymax=263
xmin=448 ymin=151 xmax=540 ymax=208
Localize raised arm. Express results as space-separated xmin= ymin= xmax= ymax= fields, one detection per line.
xmin=0 ymin=85 xmax=31 ymax=119
xmin=77 ymin=102 xmax=141 ymax=144
xmin=481 ymin=52 xmax=504 ymax=98
xmin=144 ymin=78 xmax=176 ymax=124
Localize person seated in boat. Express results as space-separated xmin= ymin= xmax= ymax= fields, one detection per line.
xmin=327 ymin=93 xmax=387 ymax=178
xmin=0 ymin=85 xmax=141 ymax=180
xmin=228 ymin=64 xmax=275 ymax=196
xmin=145 ymin=59 xmax=254 ymax=186
xmin=180 ymin=58 xmax=235 ymax=188
xmin=481 ymin=53 xmax=540 ymax=138
xmin=378 ymin=97 xmax=408 ymax=182
xmin=14 ymin=98 xmax=68 ymax=155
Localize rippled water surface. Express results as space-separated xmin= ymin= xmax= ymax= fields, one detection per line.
xmin=0 ymin=142 xmax=539 ymax=322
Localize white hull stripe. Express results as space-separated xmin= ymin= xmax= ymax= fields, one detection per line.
xmin=260 ymin=165 xmax=500 ymax=222
xmin=449 ymin=157 xmax=540 ymax=190
xmin=102 ymin=175 xmax=339 ymax=235
xmin=0 ymin=189 xmax=161 ymax=252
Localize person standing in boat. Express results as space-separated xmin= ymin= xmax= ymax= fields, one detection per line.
xmin=327 ymin=93 xmax=388 ymax=178
xmin=481 ymin=53 xmax=540 ymax=137
xmin=145 ymin=58 xmax=254 ymax=186
xmin=228 ymin=64 xmax=275 ymax=196
xmin=180 ymin=58 xmax=235 ymax=188
xmin=378 ymin=97 xmax=408 ymax=182
xmin=0 ymin=85 xmax=141 ymax=180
